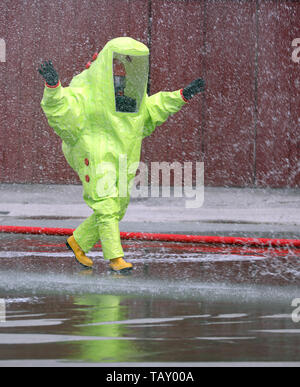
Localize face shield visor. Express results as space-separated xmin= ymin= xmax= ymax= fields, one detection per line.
xmin=113 ymin=53 xmax=149 ymax=113
xmin=114 ymin=75 xmax=126 ymax=96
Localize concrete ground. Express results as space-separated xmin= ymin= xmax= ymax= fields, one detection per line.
xmin=0 ymin=183 xmax=299 ymax=239
xmin=0 ymin=184 xmax=300 ymax=366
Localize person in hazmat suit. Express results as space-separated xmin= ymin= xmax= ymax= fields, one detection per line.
xmin=38 ymin=37 xmax=205 ymax=273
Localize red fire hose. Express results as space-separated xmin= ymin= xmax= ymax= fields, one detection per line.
xmin=0 ymin=224 xmax=300 ymax=249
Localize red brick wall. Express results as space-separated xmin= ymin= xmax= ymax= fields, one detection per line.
xmin=0 ymin=0 xmax=299 ymax=187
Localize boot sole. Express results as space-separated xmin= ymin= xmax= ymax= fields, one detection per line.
xmin=66 ymin=241 xmax=93 ymax=268
xmin=110 ymin=266 xmax=133 ymax=274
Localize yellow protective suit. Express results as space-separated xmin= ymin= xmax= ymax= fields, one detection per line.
xmin=41 ymin=37 xmax=187 ymax=260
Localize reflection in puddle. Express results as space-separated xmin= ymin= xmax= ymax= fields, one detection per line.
xmin=0 ymin=235 xmax=299 ymax=364
xmin=0 ymin=290 xmax=299 ymax=363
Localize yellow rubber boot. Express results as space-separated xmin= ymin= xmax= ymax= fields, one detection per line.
xmin=109 ymin=257 xmax=133 ymax=273
xmin=66 ymin=235 xmax=93 ymax=268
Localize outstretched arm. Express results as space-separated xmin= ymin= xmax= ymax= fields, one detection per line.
xmin=38 ymin=61 xmax=84 ymax=145
xmin=143 ymin=77 xmax=205 ymax=138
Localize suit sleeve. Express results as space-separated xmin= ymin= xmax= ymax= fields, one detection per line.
xmin=41 ymin=83 xmax=85 ymax=145
xmin=142 ymin=89 xmax=187 ymax=138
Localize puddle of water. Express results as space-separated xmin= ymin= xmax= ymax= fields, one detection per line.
xmin=0 ymin=235 xmax=299 ymax=364
xmin=0 ymin=292 xmax=299 ymax=364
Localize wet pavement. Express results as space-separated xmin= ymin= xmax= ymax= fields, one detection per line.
xmin=0 ymin=233 xmax=300 ymax=366
xmin=0 ymin=184 xmax=300 ymax=366
xmin=1 ymin=184 xmax=300 ymax=239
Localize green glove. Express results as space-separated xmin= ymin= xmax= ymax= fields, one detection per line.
xmin=38 ymin=61 xmax=59 ymax=86
xmin=182 ymin=78 xmax=205 ymax=100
